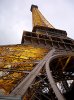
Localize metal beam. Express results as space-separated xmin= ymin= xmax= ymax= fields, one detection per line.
xmin=0 ymin=68 xmax=30 ymax=74
xmin=9 ymin=49 xmax=55 ymax=98
xmin=63 ymin=56 xmax=71 ymax=70
xmin=46 ymin=55 xmax=65 ymax=100
xmin=0 ymin=95 xmax=21 ymax=100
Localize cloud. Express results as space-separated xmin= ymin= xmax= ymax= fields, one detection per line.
xmin=0 ymin=0 xmax=74 ymax=45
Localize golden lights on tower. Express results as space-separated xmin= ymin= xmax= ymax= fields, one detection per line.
xmin=0 ymin=45 xmax=48 ymax=94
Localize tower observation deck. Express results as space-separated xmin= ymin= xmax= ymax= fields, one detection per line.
xmin=0 ymin=4 xmax=74 ymax=100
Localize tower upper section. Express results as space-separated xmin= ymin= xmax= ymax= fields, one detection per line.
xmin=31 ymin=5 xmax=54 ymax=31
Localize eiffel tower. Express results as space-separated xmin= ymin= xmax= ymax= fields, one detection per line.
xmin=0 ymin=5 xmax=74 ymax=100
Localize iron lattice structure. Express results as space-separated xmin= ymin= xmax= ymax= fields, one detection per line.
xmin=0 ymin=5 xmax=74 ymax=100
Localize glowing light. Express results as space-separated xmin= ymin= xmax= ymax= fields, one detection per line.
xmin=0 ymin=45 xmax=48 ymax=94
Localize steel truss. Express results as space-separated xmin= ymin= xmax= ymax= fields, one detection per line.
xmin=1 ymin=49 xmax=74 ymax=100
xmin=0 ymin=4 xmax=74 ymax=100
